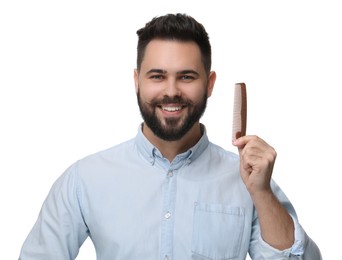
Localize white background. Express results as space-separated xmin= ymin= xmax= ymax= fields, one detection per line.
xmin=1 ymin=1 xmax=341 ymax=259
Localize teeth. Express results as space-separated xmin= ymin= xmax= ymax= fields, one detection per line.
xmin=162 ymin=106 xmax=182 ymax=112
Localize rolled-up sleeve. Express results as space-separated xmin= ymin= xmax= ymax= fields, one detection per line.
xmin=249 ymin=181 xmax=322 ymax=259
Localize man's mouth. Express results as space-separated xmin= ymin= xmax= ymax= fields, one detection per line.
xmin=160 ymin=105 xmax=183 ymax=112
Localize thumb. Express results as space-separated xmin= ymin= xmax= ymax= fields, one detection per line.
xmin=232 ymin=136 xmax=246 ymax=155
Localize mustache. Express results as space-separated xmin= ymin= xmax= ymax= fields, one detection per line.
xmin=147 ymin=96 xmax=193 ymax=106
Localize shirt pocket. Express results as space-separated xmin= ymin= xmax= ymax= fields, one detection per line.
xmin=191 ymin=203 xmax=245 ymax=260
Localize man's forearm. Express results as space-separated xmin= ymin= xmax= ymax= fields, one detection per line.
xmin=251 ymin=189 xmax=295 ymax=250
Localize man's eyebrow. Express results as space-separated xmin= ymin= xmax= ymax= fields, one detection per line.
xmin=177 ymin=70 xmax=199 ymax=76
xmin=146 ymin=69 xmax=167 ymax=75
xmin=145 ymin=69 xmax=200 ymax=76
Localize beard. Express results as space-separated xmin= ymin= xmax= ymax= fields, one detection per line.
xmin=137 ymin=88 xmax=208 ymax=141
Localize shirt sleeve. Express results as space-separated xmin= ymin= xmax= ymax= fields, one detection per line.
xmin=248 ymin=180 xmax=322 ymax=259
xmin=19 ymin=163 xmax=89 ymax=260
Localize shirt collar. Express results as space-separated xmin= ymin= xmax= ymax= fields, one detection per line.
xmin=135 ymin=123 xmax=209 ymax=165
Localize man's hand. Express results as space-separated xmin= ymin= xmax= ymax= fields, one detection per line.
xmin=232 ymin=135 xmax=276 ymax=195
xmin=233 ymin=135 xmax=294 ymax=250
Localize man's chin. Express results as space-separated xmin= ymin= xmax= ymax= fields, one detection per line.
xmin=151 ymin=125 xmax=187 ymax=141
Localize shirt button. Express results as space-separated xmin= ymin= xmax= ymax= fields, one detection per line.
xmin=167 ymin=171 xmax=173 ymax=177
xmin=164 ymin=255 xmax=169 ymax=260
xmin=164 ymin=211 xmax=171 ymax=219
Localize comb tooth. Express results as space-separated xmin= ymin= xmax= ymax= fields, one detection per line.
xmin=232 ymin=82 xmax=247 ymax=141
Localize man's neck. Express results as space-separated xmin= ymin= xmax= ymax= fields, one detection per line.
xmin=142 ymin=122 xmax=203 ymax=162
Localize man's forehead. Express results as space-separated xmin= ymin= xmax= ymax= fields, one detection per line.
xmin=140 ymin=40 xmax=203 ymax=73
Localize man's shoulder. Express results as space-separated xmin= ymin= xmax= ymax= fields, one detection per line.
xmin=207 ymin=142 xmax=239 ymax=161
xmin=78 ymin=137 xmax=136 ymax=165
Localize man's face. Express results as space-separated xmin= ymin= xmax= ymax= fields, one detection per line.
xmin=134 ymin=39 xmax=215 ymax=141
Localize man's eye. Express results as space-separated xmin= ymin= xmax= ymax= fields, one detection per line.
xmin=180 ymin=75 xmax=194 ymax=81
xmin=150 ymin=75 xmax=164 ymax=80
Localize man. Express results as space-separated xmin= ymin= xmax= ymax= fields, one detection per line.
xmin=19 ymin=13 xmax=321 ymax=259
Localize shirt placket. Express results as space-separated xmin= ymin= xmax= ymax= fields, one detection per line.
xmin=159 ymin=166 xmax=177 ymax=260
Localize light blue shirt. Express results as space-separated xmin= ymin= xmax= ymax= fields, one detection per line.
xmin=20 ymin=125 xmax=321 ymax=259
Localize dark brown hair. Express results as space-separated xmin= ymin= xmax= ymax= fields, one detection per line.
xmin=136 ymin=13 xmax=212 ymax=74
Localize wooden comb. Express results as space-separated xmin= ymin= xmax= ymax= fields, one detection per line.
xmin=232 ymin=82 xmax=247 ymax=141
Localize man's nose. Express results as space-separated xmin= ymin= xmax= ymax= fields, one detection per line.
xmin=164 ymin=78 xmax=181 ymax=97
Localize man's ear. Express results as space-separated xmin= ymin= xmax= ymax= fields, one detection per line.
xmin=207 ymin=71 xmax=216 ymax=97
xmin=134 ymin=69 xmax=139 ymax=94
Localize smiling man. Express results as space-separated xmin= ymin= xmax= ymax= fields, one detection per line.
xmin=19 ymin=13 xmax=321 ymax=259
xmin=135 ymin=39 xmax=215 ymax=159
